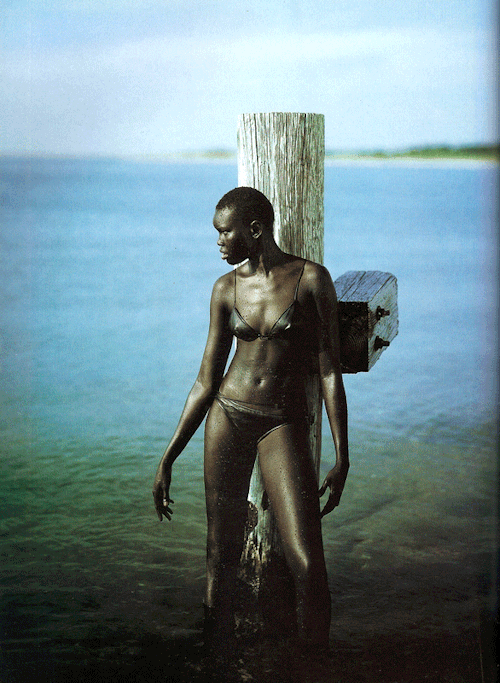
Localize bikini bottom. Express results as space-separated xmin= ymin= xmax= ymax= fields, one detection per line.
xmin=214 ymin=392 xmax=307 ymax=447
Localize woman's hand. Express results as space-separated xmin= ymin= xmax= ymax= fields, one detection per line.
xmin=153 ymin=462 xmax=174 ymax=521
xmin=318 ymin=461 xmax=349 ymax=518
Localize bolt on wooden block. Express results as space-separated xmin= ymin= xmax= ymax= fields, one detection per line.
xmin=334 ymin=270 xmax=399 ymax=373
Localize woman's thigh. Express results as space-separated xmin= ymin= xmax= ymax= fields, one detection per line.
xmin=204 ymin=401 xmax=257 ymax=541
xmin=257 ymin=422 xmax=325 ymax=571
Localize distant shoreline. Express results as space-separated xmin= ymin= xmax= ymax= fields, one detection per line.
xmin=134 ymin=145 xmax=500 ymax=168
xmin=2 ymin=145 xmax=498 ymax=169
xmin=162 ymin=143 xmax=499 ymax=165
xmin=323 ymin=156 xmax=498 ymax=169
xmin=141 ymin=154 xmax=498 ymax=169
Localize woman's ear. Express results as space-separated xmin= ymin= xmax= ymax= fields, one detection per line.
xmin=249 ymin=220 xmax=263 ymax=239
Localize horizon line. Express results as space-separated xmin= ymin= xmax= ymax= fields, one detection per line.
xmin=1 ymin=142 xmax=498 ymax=161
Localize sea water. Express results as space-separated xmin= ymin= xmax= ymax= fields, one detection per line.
xmin=0 ymin=157 xmax=497 ymax=681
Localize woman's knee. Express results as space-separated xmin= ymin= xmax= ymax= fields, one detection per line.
xmin=288 ymin=548 xmax=312 ymax=582
xmin=206 ymin=501 xmax=248 ymax=566
xmin=286 ymin=543 xmax=327 ymax=589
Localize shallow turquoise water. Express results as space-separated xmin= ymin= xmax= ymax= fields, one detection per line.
xmin=0 ymin=157 xmax=497 ymax=681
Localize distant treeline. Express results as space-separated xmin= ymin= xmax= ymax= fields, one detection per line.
xmin=326 ymin=144 xmax=499 ymax=160
xmin=173 ymin=144 xmax=499 ymax=161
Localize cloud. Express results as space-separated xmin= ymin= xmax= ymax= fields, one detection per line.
xmin=1 ymin=26 xmax=495 ymax=154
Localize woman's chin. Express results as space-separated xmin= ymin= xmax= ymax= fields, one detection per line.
xmin=224 ymin=255 xmax=239 ymax=265
xmin=221 ymin=252 xmax=248 ymax=266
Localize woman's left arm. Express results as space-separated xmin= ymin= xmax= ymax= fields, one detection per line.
xmin=310 ymin=264 xmax=350 ymax=517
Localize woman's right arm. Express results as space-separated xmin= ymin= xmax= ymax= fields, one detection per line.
xmin=153 ymin=276 xmax=233 ymax=520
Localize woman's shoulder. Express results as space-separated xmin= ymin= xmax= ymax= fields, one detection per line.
xmin=211 ymin=271 xmax=234 ymax=306
xmin=302 ymin=260 xmax=335 ymax=289
xmin=299 ymin=261 xmax=338 ymax=306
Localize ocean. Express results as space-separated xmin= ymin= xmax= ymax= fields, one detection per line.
xmin=0 ymin=156 xmax=497 ymax=682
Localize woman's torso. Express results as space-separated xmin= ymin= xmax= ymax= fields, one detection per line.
xmin=218 ymin=258 xmax=318 ymax=407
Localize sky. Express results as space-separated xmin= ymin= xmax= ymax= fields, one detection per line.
xmin=1 ymin=0 xmax=497 ymax=156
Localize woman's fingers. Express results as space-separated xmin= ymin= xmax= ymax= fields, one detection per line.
xmin=162 ymin=499 xmax=174 ymax=521
xmin=319 ymin=466 xmax=347 ymax=516
xmin=320 ymin=494 xmax=333 ymax=517
xmin=319 ymin=479 xmax=342 ymax=517
xmin=320 ymin=493 xmax=338 ymax=517
xmin=318 ymin=479 xmax=332 ymax=517
xmin=153 ymin=488 xmax=174 ymax=521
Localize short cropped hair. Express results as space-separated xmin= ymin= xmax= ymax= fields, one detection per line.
xmin=216 ymin=187 xmax=274 ymax=230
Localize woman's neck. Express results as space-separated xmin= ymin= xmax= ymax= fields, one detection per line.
xmin=246 ymin=235 xmax=290 ymax=275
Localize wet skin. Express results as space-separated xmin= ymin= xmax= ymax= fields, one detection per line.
xmin=153 ymin=205 xmax=349 ymax=647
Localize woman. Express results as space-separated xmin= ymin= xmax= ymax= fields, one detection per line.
xmin=153 ymin=187 xmax=349 ymax=652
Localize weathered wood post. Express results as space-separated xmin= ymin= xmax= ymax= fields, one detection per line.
xmin=236 ymin=112 xmax=325 ymax=635
xmin=234 ymin=112 xmax=399 ymax=637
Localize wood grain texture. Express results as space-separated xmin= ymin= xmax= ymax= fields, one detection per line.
xmin=238 ymin=113 xmax=324 ymax=263
xmin=335 ymin=271 xmax=399 ymax=372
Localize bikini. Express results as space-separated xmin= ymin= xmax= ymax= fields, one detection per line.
xmin=228 ymin=260 xmax=306 ymax=341
xmin=214 ymin=260 xmax=308 ymax=445
xmin=213 ymin=393 xmax=298 ymax=445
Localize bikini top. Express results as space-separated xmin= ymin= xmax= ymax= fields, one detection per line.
xmin=229 ymin=260 xmax=306 ymax=341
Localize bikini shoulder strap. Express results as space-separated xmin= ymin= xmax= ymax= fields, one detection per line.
xmin=294 ymin=259 xmax=306 ymax=300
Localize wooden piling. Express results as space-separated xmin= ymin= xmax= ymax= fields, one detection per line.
xmin=236 ymin=112 xmax=325 ymax=635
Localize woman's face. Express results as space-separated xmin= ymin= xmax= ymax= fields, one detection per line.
xmin=213 ymin=207 xmax=254 ymax=265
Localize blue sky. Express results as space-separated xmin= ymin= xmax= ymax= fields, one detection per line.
xmin=1 ymin=0 xmax=497 ymax=155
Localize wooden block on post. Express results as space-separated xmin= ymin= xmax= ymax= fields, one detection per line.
xmin=334 ymin=270 xmax=398 ymax=373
